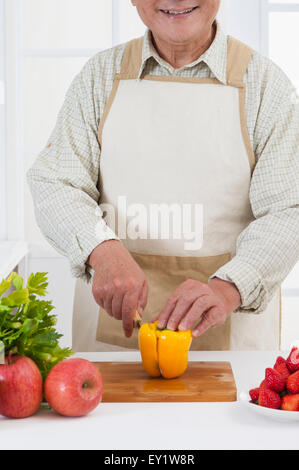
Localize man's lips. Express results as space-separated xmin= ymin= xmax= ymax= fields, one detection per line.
xmin=159 ymin=6 xmax=198 ymax=17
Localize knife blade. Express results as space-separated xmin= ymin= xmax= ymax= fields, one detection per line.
xmin=133 ymin=310 xmax=142 ymax=329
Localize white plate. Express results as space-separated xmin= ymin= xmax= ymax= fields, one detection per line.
xmin=239 ymin=391 xmax=299 ymax=422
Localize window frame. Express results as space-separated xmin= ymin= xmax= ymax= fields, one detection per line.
xmin=0 ymin=0 xmax=7 ymax=241
xmin=260 ymin=0 xmax=299 ymax=56
xmin=4 ymin=0 xmax=24 ymax=240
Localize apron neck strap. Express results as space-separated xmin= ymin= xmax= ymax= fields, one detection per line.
xmin=120 ymin=37 xmax=144 ymax=77
xmin=120 ymin=34 xmax=253 ymax=85
xmin=226 ymin=36 xmax=253 ymax=87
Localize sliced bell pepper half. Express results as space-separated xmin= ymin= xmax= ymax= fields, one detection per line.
xmin=138 ymin=322 xmax=192 ymax=379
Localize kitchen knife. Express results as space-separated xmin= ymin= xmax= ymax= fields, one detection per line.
xmin=133 ymin=310 xmax=142 ymax=329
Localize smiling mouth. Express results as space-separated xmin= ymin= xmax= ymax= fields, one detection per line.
xmin=159 ymin=6 xmax=198 ymax=17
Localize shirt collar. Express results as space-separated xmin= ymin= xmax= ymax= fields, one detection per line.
xmin=138 ymin=19 xmax=227 ymax=85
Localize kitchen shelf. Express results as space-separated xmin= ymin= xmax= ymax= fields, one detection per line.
xmin=0 ymin=240 xmax=29 ymax=281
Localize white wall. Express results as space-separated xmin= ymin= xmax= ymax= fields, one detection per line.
xmin=223 ymin=0 xmax=263 ymax=51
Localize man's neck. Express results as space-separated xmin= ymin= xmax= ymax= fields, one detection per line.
xmin=151 ymin=22 xmax=217 ymax=70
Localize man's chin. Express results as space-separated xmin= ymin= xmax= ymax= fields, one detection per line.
xmin=157 ymin=29 xmax=202 ymax=45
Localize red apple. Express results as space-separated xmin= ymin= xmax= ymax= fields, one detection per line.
xmin=44 ymin=358 xmax=103 ymax=417
xmin=0 ymin=356 xmax=43 ymax=419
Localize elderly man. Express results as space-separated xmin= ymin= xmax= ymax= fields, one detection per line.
xmin=27 ymin=1 xmax=299 ymax=352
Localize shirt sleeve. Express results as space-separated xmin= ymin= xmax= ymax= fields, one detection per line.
xmin=27 ymin=58 xmax=119 ymax=283
xmin=212 ymin=60 xmax=299 ymax=314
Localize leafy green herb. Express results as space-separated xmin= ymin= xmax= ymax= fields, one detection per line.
xmin=0 ymin=272 xmax=73 ymax=379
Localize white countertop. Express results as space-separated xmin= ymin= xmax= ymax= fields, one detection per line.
xmin=0 ymin=351 xmax=298 ymax=450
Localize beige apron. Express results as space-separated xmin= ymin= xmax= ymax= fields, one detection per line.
xmin=72 ymin=35 xmax=281 ymax=352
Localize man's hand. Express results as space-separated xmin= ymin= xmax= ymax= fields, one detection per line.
xmin=88 ymin=240 xmax=148 ymax=338
xmin=156 ymin=278 xmax=241 ymax=338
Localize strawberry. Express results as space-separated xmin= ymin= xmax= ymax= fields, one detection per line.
xmin=259 ymin=388 xmax=281 ymax=409
xmin=249 ymin=388 xmax=260 ymax=403
xmin=281 ymin=394 xmax=299 ymax=411
xmin=286 ymin=347 xmax=299 ymax=373
xmin=265 ymin=367 xmax=286 ymax=393
xmin=287 ymin=371 xmax=299 ymax=394
xmin=259 ymin=379 xmax=267 ymax=390
xmin=275 ymin=362 xmax=290 ymax=382
xmin=274 ymin=356 xmax=286 ymax=369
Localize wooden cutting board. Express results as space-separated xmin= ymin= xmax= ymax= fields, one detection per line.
xmin=94 ymin=361 xmax=237 ymax=403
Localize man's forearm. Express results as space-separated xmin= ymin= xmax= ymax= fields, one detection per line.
xmin=27 ymin=164 xmax=119 ymax=282
xmin=212 ymin=207 xmax=299 ymax=314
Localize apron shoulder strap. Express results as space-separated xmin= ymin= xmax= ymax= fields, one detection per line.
xmin=226 ymin=36 xmax=254 ymax=86
xmin=120 ymin=34 xmax=253 ymax=83
xmin=120 ymin=36 xmax=144 ymax=77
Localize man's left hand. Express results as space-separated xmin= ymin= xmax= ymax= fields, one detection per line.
xmin=156 ymin=278 xmax=241 ymax=338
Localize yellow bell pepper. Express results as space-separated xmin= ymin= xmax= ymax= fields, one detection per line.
xmin=138 ymin=322 xmax=192 ymax=379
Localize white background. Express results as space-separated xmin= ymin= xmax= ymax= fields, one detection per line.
xmin=0 ymin=0 xmax=298 ymax=349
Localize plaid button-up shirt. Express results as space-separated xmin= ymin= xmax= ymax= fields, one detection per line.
xmin=27 ymin=22 xmax=299 ymax=315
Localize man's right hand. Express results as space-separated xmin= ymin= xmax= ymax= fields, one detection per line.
xmin=87 ymin=240 xmax=148 ymax=338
